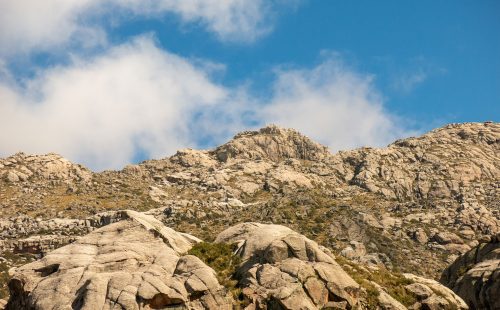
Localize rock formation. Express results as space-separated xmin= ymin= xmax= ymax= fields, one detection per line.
xmin=212 ymin=125 xmax=330 ymax=162
xmin=1 ymin=153 xmax=91 ymax=184
xmin=402 ymin=274 xmax=468 ymax=309
xmin=337 ymin=122 xmax=499 ymax=202
xmin=216 ymin=222 xmax=360 ymax=309
xmin=440 ymin=233 xmax=500 ymax=309
xmin=6 ymin=219 xmax=469 ymax=310
xmin=7 ymin=211 xmax=231 ymax=309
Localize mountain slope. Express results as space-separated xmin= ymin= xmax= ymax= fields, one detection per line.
xmin=0 ymin=121 xmax=498 ymax=307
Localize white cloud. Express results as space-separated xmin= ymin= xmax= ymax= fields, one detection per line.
xmin=0 ymin=0 xmax=283 ymax=56
xmin=0 ymin=0 xmax=106 ymax=56
xmin=260 ymin=59 xmax=414 ymax=152
xmin=0 ymin=37 xmax=227 ymax=170
xmin=0 ymin=38 xmax=414 ymax=170
xmin=118 ymin=0 xmax=275 ymax=42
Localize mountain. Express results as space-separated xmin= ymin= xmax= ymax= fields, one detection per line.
xmin=0 ymin=122 xmax=498 ymax=309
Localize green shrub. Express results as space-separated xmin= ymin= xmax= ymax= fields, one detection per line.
xmin=187 ymin=242 xmax=241 ymax=291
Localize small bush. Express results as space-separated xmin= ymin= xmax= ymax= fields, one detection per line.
xmin=187 ymin=242 xmax=241 ymax=290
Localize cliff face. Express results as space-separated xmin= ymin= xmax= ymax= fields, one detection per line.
xmin=0 ymin=122 xmax=498 ymax=308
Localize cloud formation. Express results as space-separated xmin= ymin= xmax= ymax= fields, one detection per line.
xmin=0 ymin=0 xmax=105 ymax=56
xmin=121 ymin=0 xmax=276 ymax=42
xmin=0 ymin=37 xmax=414 ymax=170
xmin=0 ymin=0 xmax=284 ymax=56
xmin=262 ymin=59 xmax=411 ymax=151
xmin=0 ymin=37 xmax=227 ymax=169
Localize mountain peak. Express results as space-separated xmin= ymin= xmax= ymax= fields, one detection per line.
xmin=212 ymin=124 xmax=330 ymax=162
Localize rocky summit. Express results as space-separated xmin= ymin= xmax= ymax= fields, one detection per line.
xmin=0 ymin=122 xmax=498 ymax=309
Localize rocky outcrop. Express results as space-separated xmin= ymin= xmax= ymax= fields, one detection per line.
xmin=440 ymin=233 xmax=500 ymax=310
xmin=339 ymin=122 xmax=499 ymax=201
xmin=0 ymin=210 xmax=126 ymax=240
xmin=216 ymin=222 xmax=360 ymax=309
xmin=4 ymin=218 xmax=472 ymax=310
xmin=170 ymin=149 xmax=218 ymax=168
xmin=6 ymin=211 xmax=231 ymax=309
xmin=213 ymin=125 xmax=331 ymax=162
xmin=0 ymin=152 xmax=91 ymax=184
xmin=403 ymin=274 xmax=468 ymax=309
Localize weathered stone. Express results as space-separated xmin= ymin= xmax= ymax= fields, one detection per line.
xmin=212 ymin=125 xmax=330 ymax=163
xmin=216 ymin=222 xmax=360 ymax=309
xmin=405 ymin=283 xmax=433 ymax=299
xmin=440 ymin=234 xmax=500 ymax=310
xmin=403 ymin=274 xmax=467 ymax=309
xmin=4 ymin=171 xmax=19 ymax=183
xmin=412 ymin=228 xmax=428 ymax=244
xmin=6 ymin=211 xmax=231 ymax=310
xmin=371 ymin=281 xmax=406 ymax=310
xmin=431 ymin=232 xmax=463 ymax=245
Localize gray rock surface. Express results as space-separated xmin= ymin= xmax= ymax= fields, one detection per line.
xmin=0 ymin=152 xmax=91 ymax=184
xmin=7 ymin=211 xmax=231 ymax=310
xmin=338 ymin=122 xmax=499 ymax=202
xmin=216 ymin=222 xmax=360 ymax=309
xmin=213 ymin=125 xmax=330 ymax=162
xmin=403 ymin=274 xmax=468 ymax=310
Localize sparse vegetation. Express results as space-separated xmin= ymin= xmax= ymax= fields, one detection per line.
xmin=187 ymin=242 xmax=241 ymax=295
xmin=336 ymin=255 xmax=417 ymax=307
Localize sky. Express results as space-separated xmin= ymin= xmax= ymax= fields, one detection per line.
xmin=0 ymin=0 xmax=499 ymax=171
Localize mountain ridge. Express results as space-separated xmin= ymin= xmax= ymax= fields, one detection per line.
xmin=0 ymin=121 xmax=498 ymax=308
xmin=2 ymin=121 xmax=497 ymax=171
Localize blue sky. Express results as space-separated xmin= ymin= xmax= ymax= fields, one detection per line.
xmin=0 ymin=1 xmax=498 ymax=170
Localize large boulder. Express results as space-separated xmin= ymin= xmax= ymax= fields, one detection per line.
xmin=440 ymin=233 xmax=500 ymax=310
xmin=215 ymin=222 xmax=360 ymax=309
xmin=7 ymin=211 xmax=232 ymax=309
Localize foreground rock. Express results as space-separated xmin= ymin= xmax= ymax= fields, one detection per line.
xmin=440 ymin=233 xmax=500 ymax=310
xmin=7 ymin=211 xmax=231 ymax=309
xmin=215 ymin=223 xmax=468 ymax=310
xmin=216 ymin=222 xmax=361 ymax=309
xmin=4 ymin=217 xmax=471 ymax=310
